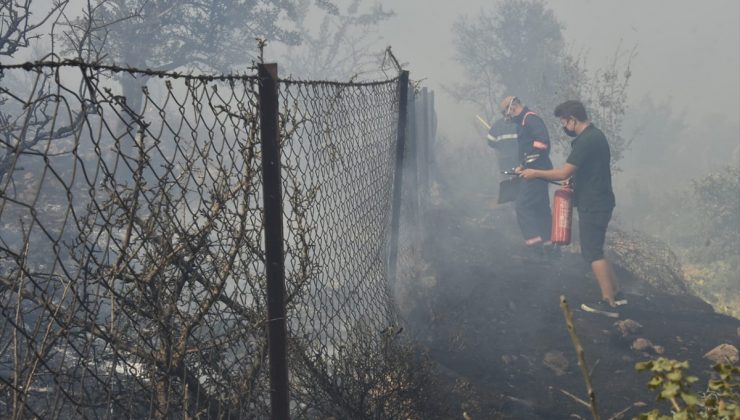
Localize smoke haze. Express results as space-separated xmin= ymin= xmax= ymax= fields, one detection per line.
xmin=379 ymin=0 xmax=739 ymax=146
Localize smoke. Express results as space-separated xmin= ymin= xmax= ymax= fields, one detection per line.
xmin=376 ymin=0 xmax=739 ymax=184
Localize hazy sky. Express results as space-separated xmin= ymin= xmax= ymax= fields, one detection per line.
xmin=26 ymin=0 xmax=740 ymax=152
xmin=378 ymin=0 xmax=740 ymax=142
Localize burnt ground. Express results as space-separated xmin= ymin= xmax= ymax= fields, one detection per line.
xmin=398 ymin=196 xmax=740 ymax=419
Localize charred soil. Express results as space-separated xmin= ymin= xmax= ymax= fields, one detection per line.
xmin=400 ymin=198 xmax=739 ymax=419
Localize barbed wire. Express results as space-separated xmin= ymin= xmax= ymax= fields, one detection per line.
xmin=0 ymin=59 xmax=402 ymax=87
xmin=0 ymin=58 xmax=259 ymax=82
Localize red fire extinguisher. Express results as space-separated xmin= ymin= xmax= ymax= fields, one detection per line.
xmin=551 ymin=185 xmax=573 ymax=245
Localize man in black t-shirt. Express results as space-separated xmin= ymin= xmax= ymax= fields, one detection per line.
xmin=519 ymin=100 xmax=624 ymax=316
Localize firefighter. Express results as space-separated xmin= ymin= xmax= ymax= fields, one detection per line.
xmin=518 ymin=100 xmax=626 ymax=315
xmin=500 ymin=96 xmax=553 ymax=258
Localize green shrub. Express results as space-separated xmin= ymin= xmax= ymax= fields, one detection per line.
xmin=634 ymin=358 xmax=739 ymax=419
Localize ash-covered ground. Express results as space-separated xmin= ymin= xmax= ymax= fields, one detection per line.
xmin=397 ymin=191 xmax=739 ymax=419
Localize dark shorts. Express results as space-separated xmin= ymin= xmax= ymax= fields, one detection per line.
xmin=578 ymin=208 xmax=613 ymax=263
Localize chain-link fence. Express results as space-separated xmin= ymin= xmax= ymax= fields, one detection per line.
xmin=0 ymin=60 xmax=437 ymax=418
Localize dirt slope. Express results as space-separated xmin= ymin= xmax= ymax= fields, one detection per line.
xmin=400 ymin=200 xmax=739 ymax=419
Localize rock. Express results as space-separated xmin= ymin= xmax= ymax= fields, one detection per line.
xmin=614 ymin=319 xmax=643 ymax=338
xmin=631 ymin=338 xmax=653 ymax=351
xmin=543 ymin=351 xmax=569 ymax=376
xmin=627 ymin=337 xmax=664 ymax=355
xmin=631 ymin=338 xmax=664 ymax=354
xmin=703 ymin=344 xmax=739 ymax=364
xmin=607 ymin=229 xmax=691 ymax=296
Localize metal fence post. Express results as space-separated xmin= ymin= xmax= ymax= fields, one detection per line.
xmin=427 ymin=90 xmax=436 ymax=197
xmin=388 ymin=71 xmax=410 ymax=288
xmin=418 ymin=88 xmax=430 ymax=226
xmin=406 ymin=88 xmax=420 ymax=247
xmin=258 ymin=63 xmax=290 ymax=420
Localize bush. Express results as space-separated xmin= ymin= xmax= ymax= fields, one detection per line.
xmin=630 ymin=164 xmax=740 ymax=315
xmin=634 ymin=358 xmax=739 ymax=419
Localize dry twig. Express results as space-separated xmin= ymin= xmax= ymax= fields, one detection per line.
xmin=560 ymin=295 xmax=601 ymax=420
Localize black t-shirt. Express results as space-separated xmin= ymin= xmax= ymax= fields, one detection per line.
xmin=566 ymin=124 xmax=615 ymax=210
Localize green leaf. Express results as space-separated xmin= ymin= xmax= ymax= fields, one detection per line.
xmin=660 ymin=382 xmax=679 ymax=399
xmin=654 ymin=358 xmax=671 ymax=372
xmin=680 ymin=392 xmax=699 ymax=406
xmin=636 ymin=361 xmax=653 ymax=371
xmin=648 ymin=376 xmax=663 ymax=387
xmin=666 ymin=370 xmax=682 ymax=381
xmin=637 ymin=410 xmax=664 ymax=420
xmin=708 ymin=380 xmax=722 ymax=390
xmin=672 ymin=412 xmax=689 ymax=420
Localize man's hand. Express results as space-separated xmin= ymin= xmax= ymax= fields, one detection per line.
xmin=519 ymin=168 xmax=539 ymax=180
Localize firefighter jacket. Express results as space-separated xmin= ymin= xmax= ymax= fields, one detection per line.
xmin=511 ymin=107 xmax=553 ymax=170
xmin=487 ymin=118 xmax=520 ymax=171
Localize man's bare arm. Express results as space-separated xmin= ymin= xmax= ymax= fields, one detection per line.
xmin=519 ymin=163 xmax=577 ymax=181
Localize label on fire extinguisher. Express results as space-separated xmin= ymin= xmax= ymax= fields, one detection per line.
xmin=551 ymin=187 xmax=573 ymax=245
xmin=556 ymin=202 xmax=571 ymax=228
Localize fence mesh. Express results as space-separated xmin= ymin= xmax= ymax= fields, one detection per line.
xmin=276 ymin=78 xmax=405 ymax=416
xmin=0 ymin=62 xmax=432 ymax=418
xmin=1 ymin=64 xmax=271 ymax=418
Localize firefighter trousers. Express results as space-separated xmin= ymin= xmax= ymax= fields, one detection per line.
xmin=515 ymin=178 xmax=552 ymax=244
